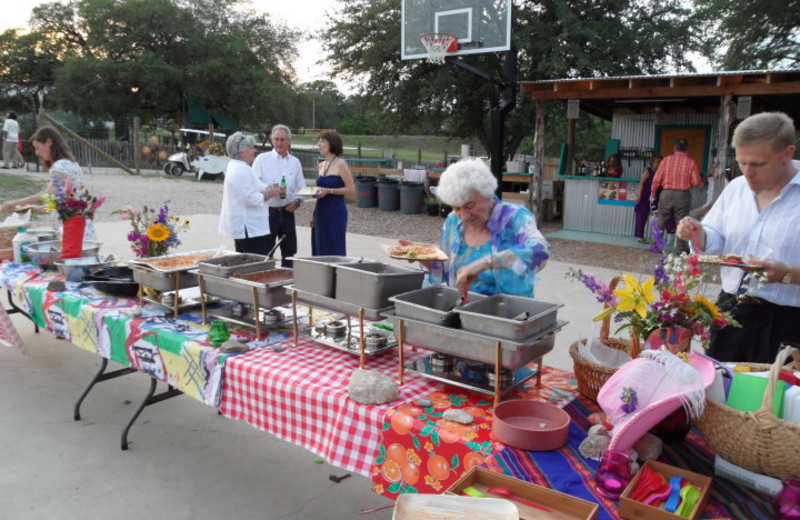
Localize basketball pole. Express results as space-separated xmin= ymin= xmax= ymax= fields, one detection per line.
xmin=445 ymin=46 xmax=518 ymax=199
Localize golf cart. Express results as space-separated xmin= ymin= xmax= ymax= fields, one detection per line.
xmin=163 ymin=128 xmax=229 ymax=180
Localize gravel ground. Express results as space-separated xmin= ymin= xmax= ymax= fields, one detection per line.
xmin=1 ymin=165 xmax=656 ymax=273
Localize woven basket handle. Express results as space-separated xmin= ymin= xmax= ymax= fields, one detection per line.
xmin=599 ymin=276 xmax=621 ymax=341
xmin=760 ymin=344 xmax=800 ymax=412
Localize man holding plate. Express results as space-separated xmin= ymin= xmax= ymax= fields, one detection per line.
xmin=252 ymin=124 xmax=306 ymax=268
xmin=677 ymin=112 xmax=800 ymax=363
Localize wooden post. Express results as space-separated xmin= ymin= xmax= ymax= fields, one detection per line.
xmin=133 ymin=116 xmax=141 ymax=175
xmin=37 ymin=112 xmax=138 ymax=175
xmin=358 ymin=141 xmax=362 ymax=158
xmin=533 ymin=100 xmax=546 ymax=224
xmin=566 ymin=118 xmax=576 ymax=175
xmin=443 ymin=151 xmax=448 ymax=165
xmin=417 ymin=148 xmax=422 ymax=164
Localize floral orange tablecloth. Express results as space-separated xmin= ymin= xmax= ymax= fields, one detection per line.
xmin=371 ymin=367 xmax=578 ymax=496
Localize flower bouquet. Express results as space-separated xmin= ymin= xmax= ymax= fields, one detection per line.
xmin=568 ymin=223 xmax=739 ymax=353
xmin=41 ymin=178 xmax=105 ymax=259
xmin=112 ymin=203 xmax=189 ymax=258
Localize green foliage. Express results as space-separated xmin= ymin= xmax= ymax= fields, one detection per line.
xmin=692 ymin=0 xmax=799 ymax=69
xmin=21 ymin=0 xmax=299 ymax=128
xmin=323 ymin=0 xmax=700 ymax=158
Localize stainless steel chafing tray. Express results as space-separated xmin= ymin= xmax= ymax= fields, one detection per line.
xmin=291 ymin=256 xmax=365 ymax=297
xmin=196 ymin=253 xmax=274 ymax=277
xmin=455 ymin=294 xmax=563 ymax=341
xmin=287 ymin=286 xmax=393 ymax=321
xmin=385 ymin=313 xmax=566 ymax=369
xmin=335 ymin=262 xmax=425 ymax=309
xmin=193 ymin=268 xmax=293 ymax=308
xmin=130 ymin=249 xmax=220 ymax=292
xmin=390 ymin=286 xmax=486 ymax=328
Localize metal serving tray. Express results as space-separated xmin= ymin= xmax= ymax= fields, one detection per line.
xmin=132 ymin=265 xmax=198 ymax=292
xmin=309 ymin=320 xmax=397 ymax=356
xmin=196 ymin=253 xmax=274 ymax=277
xmin=129 ymin=249 xmax=220 ymax=273
xmin=292 ymin=256 xmax=365 ymax=297
xmin=385 ymin=313 xmax=566 ymax=370
xmin=404 ymin=356 xmax=539 ymax=397
xmin=390 ymin=286 xmax=486 ymax=328
xmin=193 ymin=269 xmax=293 ymax=308
xmin=456 ymin=294 xmax=563 ymax=341
xmin=287 ymin=286 xmax=393 ymax=321
xmin=335 ymin=262 xmax=425 ymax=309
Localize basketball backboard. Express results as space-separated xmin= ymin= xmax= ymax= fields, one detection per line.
xmin=401 ymin=0 xmax=512 ymax=60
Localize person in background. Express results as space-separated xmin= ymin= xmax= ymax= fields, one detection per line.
xmin=633 ymin=154 xmax=662 ymax=243
xmin=605 ymin=153 xmax=623 ymax=178
xmin=650 ymin=138 xmax=701 ymax=253
xmin=218 ymin=132 xmax=276 ymax=255
xmin=677 ymin=112 xmax=800 ymax=363
xmin=311 ymin=130 xmax=354 ymax=256
xmin=0 ymin=126 xmax=96 ymax=242
xmin=252 ymin=124 xmax=305 ymax=267
xmin=2 ymin=112 xmax=20 ymax=169
xmin=16 ymin=135 xmax=25 ymax=168
xmin=422 ymin=158 xmax=550 ymax=297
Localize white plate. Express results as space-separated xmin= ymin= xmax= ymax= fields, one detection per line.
xmin=295 ymin=187 xmax=319 ymax=197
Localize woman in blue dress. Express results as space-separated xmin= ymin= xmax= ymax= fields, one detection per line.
xmin=311 ymin=130 xmax=354 ymax=255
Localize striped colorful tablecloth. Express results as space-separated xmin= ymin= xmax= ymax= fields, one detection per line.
xmin=219 ymin=337 xmax=439 ymax=476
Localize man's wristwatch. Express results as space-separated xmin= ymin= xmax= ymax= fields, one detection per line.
xmin=781 ymin=268 xmax=793 ymax=284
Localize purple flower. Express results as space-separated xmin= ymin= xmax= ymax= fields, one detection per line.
xmin=620 ymin=387 xmax=638 ymax=414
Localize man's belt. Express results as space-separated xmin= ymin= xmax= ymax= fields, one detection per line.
xmin=733 ymin=294 xmax=773 ymax=306
xmin=269 ymin=206 xmax=289 ymax=214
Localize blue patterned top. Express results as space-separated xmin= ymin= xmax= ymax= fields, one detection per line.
xmin=424 ymin=198 xmax=550 ymax=297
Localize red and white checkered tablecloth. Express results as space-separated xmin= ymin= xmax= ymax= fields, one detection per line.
xmin=219 ymin=337 xmax=440 ymax=476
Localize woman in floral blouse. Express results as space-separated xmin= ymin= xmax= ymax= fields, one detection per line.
xmin=423 ymin=158 xmax=550 ymax=297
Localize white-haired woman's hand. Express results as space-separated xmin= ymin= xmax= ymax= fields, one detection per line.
xmin=455 ymin=258 xmax=488 ymax=295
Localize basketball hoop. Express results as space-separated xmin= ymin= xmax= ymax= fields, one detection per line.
xmin=420 ymin=33 xmax=457 ymax=64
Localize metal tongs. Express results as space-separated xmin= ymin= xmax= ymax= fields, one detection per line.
xmin=267 ymin=235 xmax=285 ymax=259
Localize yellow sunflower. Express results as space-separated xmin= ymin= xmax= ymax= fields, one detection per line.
xmin=693 ymin=294 xmax=722 ymax=320
xmin=146 ymin=222 xmax=170 ymax=242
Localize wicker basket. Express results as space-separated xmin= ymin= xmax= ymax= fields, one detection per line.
xmin=569 ymin=276 xmax=642 ymax=401
xmin=696 ymin=345 xmax=800 ymax=480
xmin=0 ymin=226 xmax=17 ymax=250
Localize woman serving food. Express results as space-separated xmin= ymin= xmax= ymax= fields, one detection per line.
xmin=421 ymin=158 xmax=550 ymax=297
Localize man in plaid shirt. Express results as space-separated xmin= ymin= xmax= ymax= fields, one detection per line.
xmin=650 ymin=138 xmax=701 ymax=253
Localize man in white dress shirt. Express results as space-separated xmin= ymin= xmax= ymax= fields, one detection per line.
xmin=677 ymin=112 xmax=800 ymax=363
xmin=252 ymin=124 xmax=306 ymax=268
xmin=2 ymin=112 xmax=20 ymax=169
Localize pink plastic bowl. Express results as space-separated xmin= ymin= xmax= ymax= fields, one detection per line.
xmin=492 ymin=400 xmax=571 ymax=451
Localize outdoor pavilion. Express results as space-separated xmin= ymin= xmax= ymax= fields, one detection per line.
xmin=520 ymin=69 xmax=800 ymax=238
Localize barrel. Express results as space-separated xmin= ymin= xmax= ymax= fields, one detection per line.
xmin=377 ymin=179 xmax=399 ymax=211
xmin=399 ymin=182 xmax=424 ymax=214
xmin=355 ymin=176 xmax=377 ymax=208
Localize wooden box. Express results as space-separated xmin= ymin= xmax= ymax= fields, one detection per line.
xmin=446 ymin=467 xmax=599 ymax=520
xmin=618 ymin=460 xmax=712 ymax=520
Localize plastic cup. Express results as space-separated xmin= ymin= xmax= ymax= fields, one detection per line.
xmin=595 ymin=450 xmax=633 ymax=499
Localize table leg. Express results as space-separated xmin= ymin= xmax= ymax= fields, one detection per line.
xmin=74 ymin=358 xmax=136 ymax=421
xmin=397 ymin=319 xmax=405 ymax=385
xmin=358 ymin=308 xmax=365 ymax=369
xmin=536 ymin=358 xmax=543 ymax=388
xmin=198 ymin=274 xmax=207 ymax=325
xmin=252 ymin=286 xmax=261 ymax=339
xmin=5 ymin=288 xmax=38 ymax=333
xmin=291 ymin=289 xmax=298 ymax=348
xmin=494 ymin=341 xmax=502 ymax=408
xmin=172 ymin=273 xmax=180 ymax=318
xmin=121 ymin=378 xmax=182 ymax=451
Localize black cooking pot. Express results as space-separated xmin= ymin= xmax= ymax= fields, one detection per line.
xmin=86 ymin=266 xmax=140 ymax=297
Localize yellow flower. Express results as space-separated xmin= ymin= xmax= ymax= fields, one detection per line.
xmin=614 ymin=274 xmax=656 ymax=318
xmin=693 ymin=294 xmax=722 ymax=320
xmin=146 ymin=222 xmax=170 ymax=242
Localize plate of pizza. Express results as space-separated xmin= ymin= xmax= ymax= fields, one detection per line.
xmin=382 ymin=241 xmax=448 ymax=261
xmin=698 ymin=253 xmax=763 ymax=271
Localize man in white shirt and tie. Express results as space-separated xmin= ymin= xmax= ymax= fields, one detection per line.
xmin=252 ymin=124 xmax=306 ymax=267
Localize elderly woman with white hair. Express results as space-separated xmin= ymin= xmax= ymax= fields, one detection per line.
xmin=218 ymin=132 xmax=280 ymax=254
xmin=425 ymin=158 xmax=550 ymax=297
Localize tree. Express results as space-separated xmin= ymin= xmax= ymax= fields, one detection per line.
xmin=323 ymin=0 xmax=700 ymax=157
xmin=692 ymin=0 xmax=799 ymax=69
xmin=26 ymin=0 xmax=299 ymax=130
xmin=0 ymin=29 xmax=62 ymax=114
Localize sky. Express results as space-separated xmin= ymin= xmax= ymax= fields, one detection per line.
xmin=1 ymin=0 xmax=342 ymax=88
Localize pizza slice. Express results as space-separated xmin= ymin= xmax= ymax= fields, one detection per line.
xmin=383 ymin=242 xmax=448 ymax=261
